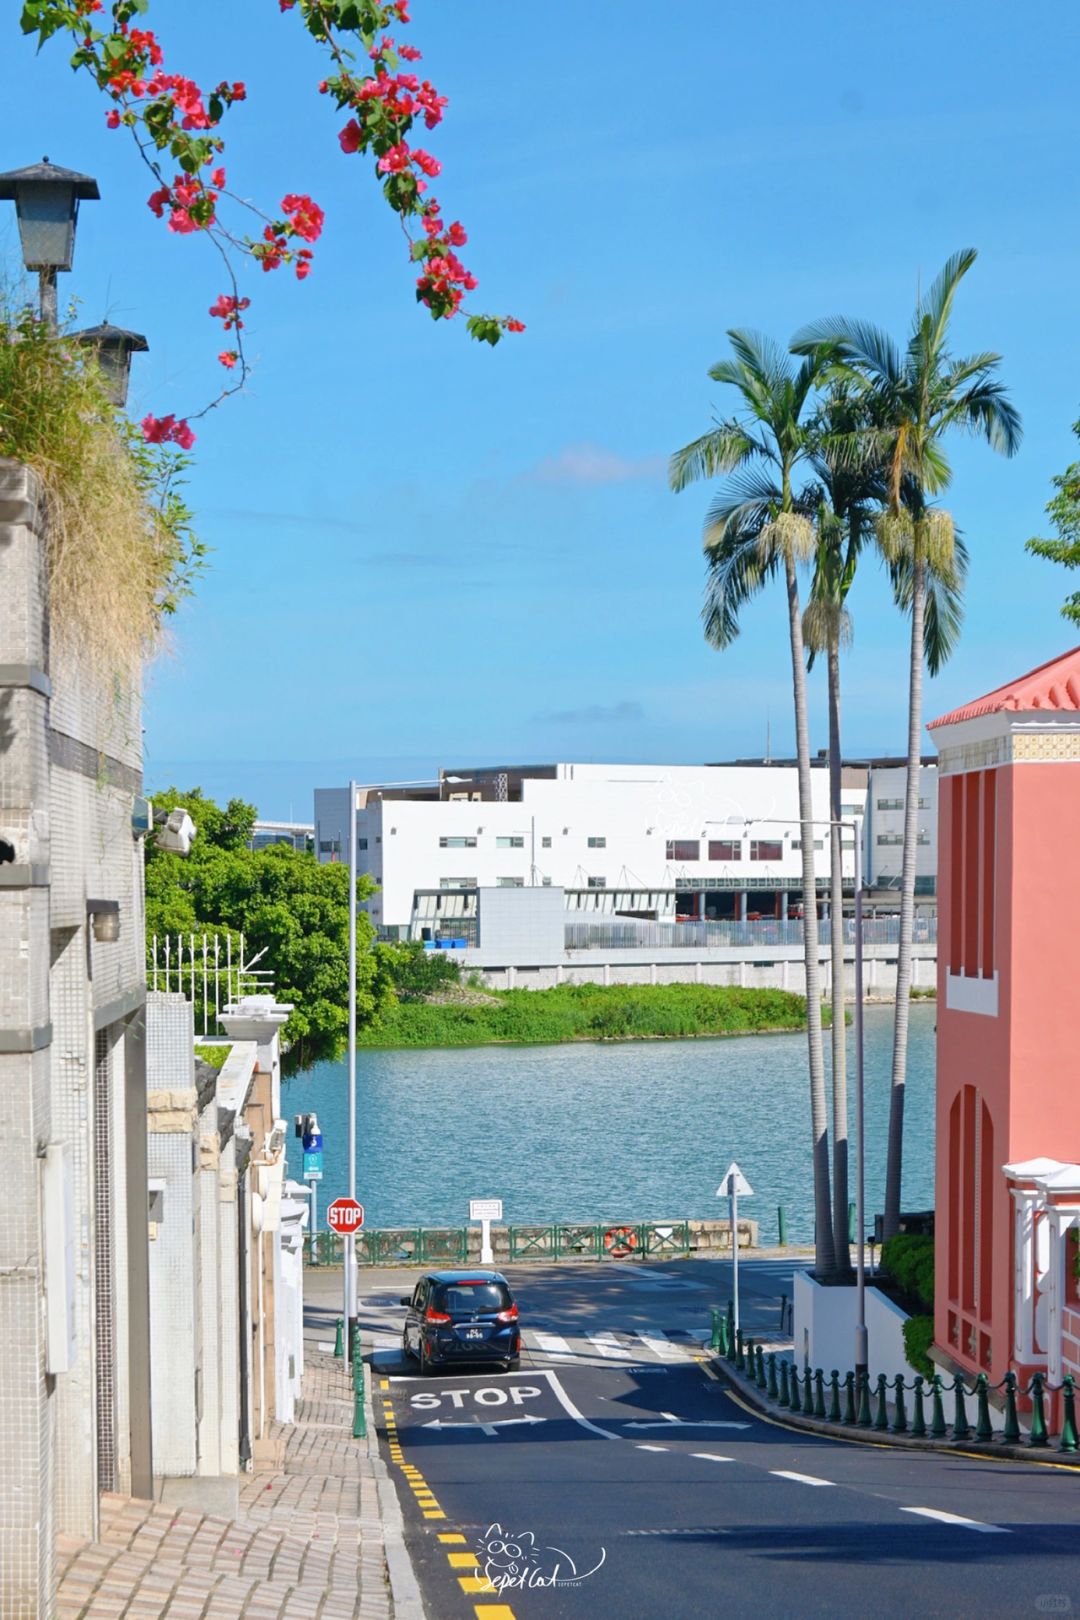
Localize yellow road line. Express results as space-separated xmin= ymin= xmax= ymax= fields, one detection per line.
xmin=423 ymin=1509 xmax=446 ymax=1520
xmin=458 ymin=1575 xmax=497 ymax=1594
xmin=448 ymin=1552 xmax=480 ymax=1568
xmin=380 ymin=1378 xmax=389 ymax=1390
xmin=473 ymin=1607 xmax=516 ymax=1620
xmin=438 ymin=1533 xmax=467 ymax=1544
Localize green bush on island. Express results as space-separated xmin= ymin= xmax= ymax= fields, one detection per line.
xmin=902 ymin=1314 xmax=935 ymax=1379
xmin=357 ymin=982 xmax=816 ymax=1049
xmin=881 ymin=1233 xmax=935 ymax=1312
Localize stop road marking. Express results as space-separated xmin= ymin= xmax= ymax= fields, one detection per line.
xmin=410 ymin=1385 xmax=541 ymax=1411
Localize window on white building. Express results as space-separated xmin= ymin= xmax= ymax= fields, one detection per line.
xmin=497 ymin=876 xmax=525 ymax=887
xmin=750 ymin=840 xmax=783 ymax=861
xmin=792 ymin=839 xmax=824 ymax=851
xmin=319 ymin=839 xmax=340 ymax=855
xmin=877 ymin=797 xmax=903 ymax=810
xmin=841 ymin=802 xmax=863 ymax=817
xmin=496 ymin=836 xmax=524 ymax=848
xmin=541 ymin=836 xmax=552 ymax=848
xmin=439 ymin=835 xmax=477 ymax=848
xmin=708 ymin=840 xmax=741 ymax=861
xmin=876 ymin=833 xmax=903 ymax=845
xmin=587 ymin=835 xmax=606 ymax=848
xmin=666 ymin=839 xmax=700 ymax=861
xmin=587 ymin=876 xmax=607 ymax=888
xmin=358 ymin=837 xmax=368 ymax=850
xmin=439 ymin=877 xmax=477 ymax=889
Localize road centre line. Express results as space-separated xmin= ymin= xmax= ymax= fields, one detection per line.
xmin=691 ymin=1453 xmax=735 ymax=1462
xmin=901 ymin=1507 xmax=1010 ymax=1533
xmin=770 ymin=1471 xmax=836 ymax=1487
xmin=636 ymin=1444 xmax=670 ymax=1452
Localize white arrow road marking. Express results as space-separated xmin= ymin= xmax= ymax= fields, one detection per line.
xmin=623 ymin=1419 xmax=751 ymax=1431
xmin=902 ymin=1507 xmax=1010 ymax=1534
xmin=422 ymin=1415 xmax=546 ymax=1436
xmin=770 ymin=1470 xmax=836 ymax=1487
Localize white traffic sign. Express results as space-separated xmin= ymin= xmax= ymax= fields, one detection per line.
xmin=470 ymin=1198 xmax=503 ymax=1222
xmin=717 ymin=1161 xmax=753 ymax=1336
xmin=716 ymin=1162 xmax=753 ymax=1198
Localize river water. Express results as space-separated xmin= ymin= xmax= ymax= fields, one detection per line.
xmin=281 ymin=1003 xmax=936 ymax=1245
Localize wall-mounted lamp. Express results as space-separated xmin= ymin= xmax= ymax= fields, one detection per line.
xmin=73 ymin=320 xmax=149 ymax=408
xmin=0 ymin=157 xmax=100 ymax=331
xmin=86 ymin=898 xmax=120 ymax=943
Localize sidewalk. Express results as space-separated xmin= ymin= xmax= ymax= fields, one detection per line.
xmin=54 ymin=1352 xmax=406 ymax=1620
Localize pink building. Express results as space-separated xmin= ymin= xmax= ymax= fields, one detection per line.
xmin=930 ymin=645 xmax=1080 ymax=1394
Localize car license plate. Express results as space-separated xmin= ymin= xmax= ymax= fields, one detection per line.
xmin=465 ymin=1327 xmax=483 ymax=1340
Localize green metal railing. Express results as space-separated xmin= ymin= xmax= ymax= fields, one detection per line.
xmin=713 ymin=1298 xmax=1079 ymax=1454
xmin=307 ymin=1219 xmax=694 ymax=1266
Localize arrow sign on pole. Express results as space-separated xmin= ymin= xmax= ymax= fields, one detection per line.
xmin=716 ymin=1162 xmax=753 ymax=1338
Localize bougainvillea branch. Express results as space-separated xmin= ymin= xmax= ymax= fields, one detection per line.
xmin=20 ymin=0 xmax=523 ymax=445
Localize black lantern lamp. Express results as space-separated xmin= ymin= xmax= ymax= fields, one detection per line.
xmin=0 ymin=157 xmax=100 ymax=330
xmin=73 ymin=322 xmax=150 ymax=408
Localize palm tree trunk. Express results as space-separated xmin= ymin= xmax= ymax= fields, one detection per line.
xmin=883 ymin=551 xmax=925 ymax=1239
xmin=784 ymin=551 xmax=836 ymax=1279
xmin=827 ymin=641 xmax=851 ymax=1274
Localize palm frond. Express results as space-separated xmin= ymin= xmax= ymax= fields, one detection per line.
xmin=669 ymin=423 xmax=761 ymax=492
xmin=916 ymin=248 xmax=978 ymax=354
xmin=939 ymin=375 xmax=1023 ymax=458
xmin=791 ymin=317 xmax=903 ymax=384
xmin=701 ymin=529 xmax=776 ymax=649
xmin=725 ymin=328 xmax=793 ymax=394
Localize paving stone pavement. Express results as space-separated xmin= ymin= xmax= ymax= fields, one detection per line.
xmin=54 ymin=1355 xmax=396 ymax=1620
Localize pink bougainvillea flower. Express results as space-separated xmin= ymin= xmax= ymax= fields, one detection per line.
xmin=218 ymin=350 xmax=238 ymax=369
xmin=339 ymin=119 xmax=362 ymax=154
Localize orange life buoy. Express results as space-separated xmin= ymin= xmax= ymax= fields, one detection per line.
xmin=603 ymin=1225 xmax=639 ymax=1259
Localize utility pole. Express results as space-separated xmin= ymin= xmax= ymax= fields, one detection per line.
xmin=346 ymin=780 xmax=358 ymax=1359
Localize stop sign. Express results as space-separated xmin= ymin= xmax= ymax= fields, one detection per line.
xmin=326 ymin=1197 xmax=365 ymax=1234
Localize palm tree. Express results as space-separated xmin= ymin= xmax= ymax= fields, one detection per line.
xmin=802 ymin=388 xmax=881 ymax=1270
xmin=670 ymin=330 xmax=839 ymax=1280
xmin=794 ymin=250 xmax=1021 ymax=1239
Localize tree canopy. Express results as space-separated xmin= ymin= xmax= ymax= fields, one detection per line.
xmin=1026 ymin=417 xmax=1080 ymax=625
xmin=145 ymin=786 xmax=386 ymax=1073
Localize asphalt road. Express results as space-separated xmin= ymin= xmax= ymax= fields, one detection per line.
xmin=312 ymin=1259 xmax=1080 ymax=1619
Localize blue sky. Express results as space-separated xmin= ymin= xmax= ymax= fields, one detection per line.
xmin=4 ymin=0 xmax=1079 ymax=818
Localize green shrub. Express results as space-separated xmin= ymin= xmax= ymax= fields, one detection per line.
xmin=881 ymin=1233 xmax=935 ymax=1312
xmin=376 ymin=939 xmax=462 ymax=1000
xmin=358 ymin=982 xmax=812 ymax=1049
xmin=902 ymin=1314 xmax=935 ymax=1378
xmin=195 ymin=1043 xmax=230 ymax=1070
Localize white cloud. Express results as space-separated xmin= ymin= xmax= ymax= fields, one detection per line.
xmin=529 ymin=442 xmax=665 ymax=486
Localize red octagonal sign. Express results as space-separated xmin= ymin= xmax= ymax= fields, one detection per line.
xmin=326 ymin=1197 xmax=365 ymax=1234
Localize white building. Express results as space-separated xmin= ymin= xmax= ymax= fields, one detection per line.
xmin=863 ymin=762 xmax=939 ymax=897
xmin=314 ymin=758 xmax=938 ymax=939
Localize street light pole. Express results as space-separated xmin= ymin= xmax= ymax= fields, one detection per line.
xmin=853 ymin=829 xmax=868 ymax=1386
xmin=346 ymin=779 xmax=358 ymax=1359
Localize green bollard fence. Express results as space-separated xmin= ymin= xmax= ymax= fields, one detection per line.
xmin=778 ymin=1293 xmax=788 ymax=1334
xmin=814 ymin=1369 xmax=826 ymax=1419
xmin=726 ymin=1300 xmax=736 ymax=1363
xmin=847 ymin=1202 xmax=856 ymax=1244
xmin=719 ymin=1315 xmax=730 ymax=1357
xmin=736 ymin=1330 xmax=746 ymax=1373
xmin=856 ymin=1371 xmax=873 ymax=1428
xmin=779 ymin=1359 xmax=791 ymax=1407
xmin=710 ymin=1307 xmax=723 ymax=1352
xmin=843 ymin=1371 xmax=856 ymax=1426
xmin=911 ymin=1376 xmax=926 ymax=1437
xmin=778 ymin=1206 xmax=788 ymax=1246
xmin=1060 ymin=1375 xmax=1078 ymax=1454
xmin=828 ymin=1370 xmax=841 ymax=1424
xmin=929 ymin=1375 xmax=947 ymax=1439
xmin=892 ymin=1375 xmax=908 ymax=1434
xmin=1029 ymin=1372 xmax=1049 ymax=1446
xmin=952 ymin=1376 xmax=970 ymax=1441
xmin=1002 ymin=1372 xmax=1021 ymax=1444
xmin=756 ymin=1345 xmax=768 ymax=1392
xmin=352 ymin=1331 xmax=367 ymax=1439
xmin=974 ymin=1374 xmax=993 ymax=1443
xmin=788 ymin=1366 xmax=801 ymax=1412
xmin=802 ymin=1367 xmax=816 ymax=1418
xmin=873 ymin=1374 xmax=889 ymax=1431
xmin=334 ymin=1317 xmax=344 ymax=1359
xmin=767 ymin=1352 xmax=779 ymax=1401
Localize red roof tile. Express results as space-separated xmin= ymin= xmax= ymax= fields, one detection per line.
xmin=930 ymin=644 xmax=1080 ymax=729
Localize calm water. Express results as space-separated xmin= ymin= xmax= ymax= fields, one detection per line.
xmin=281 ymin=1003 xmax=936 ymax=1245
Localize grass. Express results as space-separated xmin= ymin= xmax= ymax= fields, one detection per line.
xmin=195 ymin=1043 xmax=231 ymax=1070
xmin=0 ymin=296 xmax=202 ymax=674
xmin=357 ymin=981 xmax=817 ymax=1049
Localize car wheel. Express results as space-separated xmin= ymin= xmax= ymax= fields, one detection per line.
xmin=506 ymin=1356 xmax=521 ymax=1372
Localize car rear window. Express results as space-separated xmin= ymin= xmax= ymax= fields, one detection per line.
xmin=434 ymin=1281 xmax=512 ymax=1315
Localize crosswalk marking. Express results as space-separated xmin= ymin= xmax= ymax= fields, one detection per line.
xmin=532 ymin=1332 xmax=573 ymax=1357
xmin=588 ymin=1332 xmax=633 ymax=1360
xmin=637 ymin=1333 xmax=688 ymax=1362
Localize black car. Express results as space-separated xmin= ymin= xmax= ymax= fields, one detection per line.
xmin=401 ymin=1269 xmax=521 ymax=1372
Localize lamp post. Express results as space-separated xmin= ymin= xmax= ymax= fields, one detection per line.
xmin=346 ymin=779 xmax=358 ymax=1359
xmin=73 ymin=321 xmax=149 ymax=408
xmin=732 ymin=811 xmax=869 ymax=1381
xmin=0 ymin=158 xmax=100 ymax=332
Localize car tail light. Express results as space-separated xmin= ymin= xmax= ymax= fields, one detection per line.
xmin=425 ymin=1306 xmax=452 ymax=1324
xmin=496 ymin=1303 xmax=519 ymax=1324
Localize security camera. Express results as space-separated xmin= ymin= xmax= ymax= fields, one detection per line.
xmin=153 ymin=807 xmax=197 ymax=857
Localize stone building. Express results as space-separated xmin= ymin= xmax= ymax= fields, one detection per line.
xmin=0 ymin=459 xmax=151 ymax=1615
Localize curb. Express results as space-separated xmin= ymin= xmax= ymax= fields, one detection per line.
xmin=714 ymin=1353 xmax=1080 ymax=1470
xmin=363 ymin=1359 xmax=428 ymax=1620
